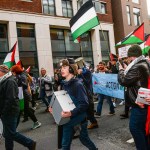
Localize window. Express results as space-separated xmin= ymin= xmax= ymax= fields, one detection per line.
xmin=100 ymin=31 xmax=110 ymax=61
xmin=126 ymin=6 xmax=131 ymax=25
xmin=42 ymin=0 xmax=55 ymax=15
xmin=17 ymin=23 xmax=39 ymax=77
xmin=133 ymin=8 xmax=141 ymax=26
xmin=0 ymin=24 xmax=9 ymax=64
xmin=62 ymin=0 xmax=73 ymax=17
xmin=50 ymin=29 xmax=93 ymax=68
xmin=93 ymin=1 xmax=106 ymax=14
xmin=77 ymin=0 xmax=88 ymax=9
xmin=132 ymin=0 xmax=139 ymax=4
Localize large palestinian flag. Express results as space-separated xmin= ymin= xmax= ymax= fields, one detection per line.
xmin=140 ymin=35 xmax=150 ymax=55
xmin=70 ymin=0 xmax=99 ymax=42
xmin=116 ymin=23 xmax=144 ymax=46
xmin=3 ymin=42 xmax=17 ymax=69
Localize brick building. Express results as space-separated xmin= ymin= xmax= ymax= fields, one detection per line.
xmin=0 ymin=0 xmax=115 ymax=76
xmin=111 ymin=0 xmax=150 ymax=44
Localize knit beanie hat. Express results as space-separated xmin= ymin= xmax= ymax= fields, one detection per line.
xmin=60 ymin=58 xmax=78 ymax=75
xmin=128 ymin=44 xmax=142 ymax=57
xmin=0 ymin=65 xmax=9 ymax=73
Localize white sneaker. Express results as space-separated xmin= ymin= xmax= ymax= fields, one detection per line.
xmin=119 ymin=101 xmax=125 ymax=106
xmin=32 ymin=121 xmax=41 ymax=130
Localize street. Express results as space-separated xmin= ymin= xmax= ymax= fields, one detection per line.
xmin=0 ymin=100 xmax=135 ymax=150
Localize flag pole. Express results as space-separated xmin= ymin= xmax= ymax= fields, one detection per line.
xmin=79 ymin=42 xmax=83 ymax=57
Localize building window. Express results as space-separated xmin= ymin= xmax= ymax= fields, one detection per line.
xmin=50 ymin=29 xmax=93 ymax=68
xmin=17 ymin=23 xmax=39 ymax=77
xmin=62 ymin=0 xmax=73 ymax=17
xmin=126 ymin=6 xmax=131 ymax=25
xmin=78 ymin=0 xmax=106 ymax=14
xmin=132 ymin=0 xmax=139 ymax=4
xmin=100 ymin=31 xmax=110 ymax=61
xmin=0 ymin=24 xmax=9 ymax=64
xmin=77 ymin=0 xmax=88 ymax=9
xmin=133 ymin=8 xmax=141 ymax=26
xmin=42 ymin=0 xmax=55 ymax=15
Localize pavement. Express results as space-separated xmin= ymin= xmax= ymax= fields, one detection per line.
xmin=0 ymin=100 xmax=135 ymax=150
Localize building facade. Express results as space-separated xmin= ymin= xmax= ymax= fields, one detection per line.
xmin=111 ymin=0 xmax=150 ymax=44
xmin=0 ymin=0 xmax=115 ymax=76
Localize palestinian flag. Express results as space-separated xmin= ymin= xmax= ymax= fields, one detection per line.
xmin=141 ymin=35 xmax=150 ymax=55
xmin=116 ymin=23 xmax=144 ymax=46
xmin=70 ymin=0 xmax=99 ymax=42
xmin=3 ymin=42 xmax=17 ymax=69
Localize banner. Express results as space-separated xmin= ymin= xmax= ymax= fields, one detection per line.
xmin=92 ymin=73 xmax=124 ymax=99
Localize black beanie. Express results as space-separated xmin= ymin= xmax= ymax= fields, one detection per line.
xmin=128 ymin=44 xmax=142 ymax=57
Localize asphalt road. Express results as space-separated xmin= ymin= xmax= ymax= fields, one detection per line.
xmin=0 ymin=100 xmax=135 ymax=150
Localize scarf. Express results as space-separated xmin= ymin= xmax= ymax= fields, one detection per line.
xmin=0 ymin=72 xmax=12 ymax=83
xmin=124 ymin=55 xmax=145 ymax=75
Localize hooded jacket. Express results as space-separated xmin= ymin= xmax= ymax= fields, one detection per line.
xmin=62 ymin=78 xmax=89 ymax=117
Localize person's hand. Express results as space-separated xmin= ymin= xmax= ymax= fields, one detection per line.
xmin=61 ymin=111 xmax=72 ymax=118
xmin=135 ymin=101 xmax=145 ymax=108
xmin=49 ymin=107 xmax=53 ymax=114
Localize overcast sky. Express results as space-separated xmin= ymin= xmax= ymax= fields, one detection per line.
xmin=147 ymin=0 xmax=150 ymax=15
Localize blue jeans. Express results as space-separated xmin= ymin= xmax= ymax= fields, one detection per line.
xmin=1 ymin=115 xmax=34 ymax=150
xmin=97 ymin=94 xmax=114 ymax=115
xmin=129 ymin=107 xmax=150 ymax=150
xmin=62 ymin=113 xmax=97 ymax=150
xmin=40 ymin=89 xmax=52 ymax=107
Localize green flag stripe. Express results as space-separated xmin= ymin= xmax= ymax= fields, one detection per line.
xmin=72 ymin=17 xmax=99 ymax=41
xmin=142 ymin=46 xmax=150 ymax=54
xmin=3 ymin=61 xmax=14 ymax=69
xmin=122 ymin=36 xmax=143 ymax=45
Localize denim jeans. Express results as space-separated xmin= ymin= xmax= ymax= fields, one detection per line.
xmin=97 ymin=94 xmax=114 ymax=115
xmin=129 ymin=107 xmax=150 ymax=150
xmin=62 ymin=113 xmax=97 ymax=150
xmin=1 ymin=115 xmax=34 ymax=150
xmin=40 ymin=89 xmax=52 ymax=107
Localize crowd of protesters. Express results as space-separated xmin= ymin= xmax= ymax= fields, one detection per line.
xmin=1 ymin=44 xmax=150 ymax=150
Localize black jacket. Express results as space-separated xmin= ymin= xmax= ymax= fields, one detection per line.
xmin=118 ymin=60 xmax=150 ymax=107
xmin=62 ymin=78 xmax=89 ymax=117
xmin=0 ymin=75 xmax=20 ymax=116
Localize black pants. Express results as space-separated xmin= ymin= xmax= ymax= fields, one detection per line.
xmin=24 ymin=99 xmax=37 ymax=123
xmin=87 ymin=101 xmax=97 ymax=124
xmin=31 ymin=90 xmax=36 ymax=107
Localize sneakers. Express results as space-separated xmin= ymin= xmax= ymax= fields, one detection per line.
xmin=119 ymin=101 xmax=125 ymax=106
xmin=94 ymin=112 xmax=101 ymax=118
xmin=108 ymin=112 xmax=115 ymax=116
xmin=87 ymin=122 xmax=98 ymax=129
xmin=32 ymin=121 xmax=41 ymax=130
